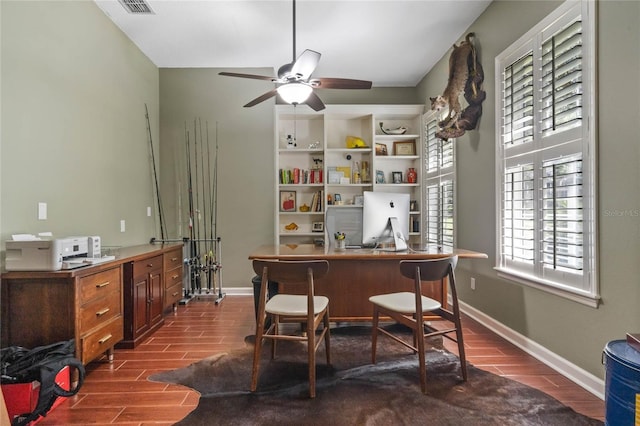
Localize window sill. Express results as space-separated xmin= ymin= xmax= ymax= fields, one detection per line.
xmin=494 ymin=267 xmax=600 ymax=308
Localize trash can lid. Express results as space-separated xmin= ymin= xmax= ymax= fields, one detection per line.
xmin=604 ymin=340 xmax=640 ymax=369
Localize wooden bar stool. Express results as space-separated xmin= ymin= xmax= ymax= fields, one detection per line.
xmin=251 ymin=259 xmax=331 ymax=398
xmin=369 ymin=256 xmax=466 ymax=393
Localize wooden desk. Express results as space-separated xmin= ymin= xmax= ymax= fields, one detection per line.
xmin=248 ymin=244 xmax=487 ymax=321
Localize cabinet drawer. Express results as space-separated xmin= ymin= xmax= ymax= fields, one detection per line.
xmin=164 ymin=266 xmax=182 ymax=289
xmin=163 ymin=248 xmax=183 ymax=271
xmin=165 ymin=282 xmax=183 ymax=306
xmin=132 ymin=255 xmax=163 ymax=277
xmin=80 ymin=290 xmax=122 ymax=334
xmin=80 ymin=267 xmax=121 ymax=304
xmin=81 ymin=316 xmax=124 ymax=365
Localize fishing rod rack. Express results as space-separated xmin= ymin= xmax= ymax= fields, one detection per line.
xmin=148 ymin=117 xmax=224 ymax=305
xmin=150 ymin=237 xmax=226 ymax=305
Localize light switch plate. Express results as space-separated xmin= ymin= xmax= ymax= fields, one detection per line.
xmin=38 ymin=202 xmax=47 ymax=220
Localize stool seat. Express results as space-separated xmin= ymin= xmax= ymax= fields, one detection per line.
xmin=267 ymin=295 xmax=329 ymax=316
xmin=369 ymin=292 xmax=441 ymax=314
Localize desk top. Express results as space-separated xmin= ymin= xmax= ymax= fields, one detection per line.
xmin=248 ymin=244 xmax=488 ymax=260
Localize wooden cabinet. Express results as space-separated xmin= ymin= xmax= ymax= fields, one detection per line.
xmin=275 ymin=104 xmax=424 ymax=246
xmin=163 ymin=246 xmax=184 ymax=312
xmin=77 ymin=267 xmax=124 ymax=363
xmin=1 ymin=243 xmax=183 ymax=364
xmin=1 ymin=263 xmax=124 ymax=365
xmin=119 ymin=255 xmax=164 ymax=349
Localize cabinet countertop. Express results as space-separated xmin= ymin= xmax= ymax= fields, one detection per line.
xmin=1 ymin=242 xmax=183 ymax=278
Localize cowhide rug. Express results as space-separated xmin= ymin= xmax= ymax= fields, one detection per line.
xmin=149 ymin=325 xmax=602 ymax=426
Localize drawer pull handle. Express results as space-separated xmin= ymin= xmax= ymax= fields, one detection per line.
xmin=172 ymin=291 xmax=179 ymax=297
xmin=147 ymin=263 xmax=154 ymax=268
xmin=98 ymin=334 xmax=112 ymax=345
xmin=96 ymin=281 xmax=110 ymax=288
xmin=171 ymin=257 xmax=178 ymax=262
xmin=96 ymin=308 xmax=110 ymax=317
xmin=172 ymin=274 xmax=179 ymax=280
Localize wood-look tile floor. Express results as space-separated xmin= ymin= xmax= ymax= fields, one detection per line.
xmin=37 ymin=296 xmax=604 ymax=425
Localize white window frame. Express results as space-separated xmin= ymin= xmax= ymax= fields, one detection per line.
xmin=423 ymin=110 xmax=456 ymax=249
xmin=494 ymin=0 xmax=598 ymax=307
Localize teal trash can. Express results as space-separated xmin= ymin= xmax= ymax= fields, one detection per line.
xmin=603 ymin=340 xmax=640 ymax=425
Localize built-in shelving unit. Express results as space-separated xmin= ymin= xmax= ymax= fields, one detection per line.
xmin=274 ymin=105 xmax=424 ymax=246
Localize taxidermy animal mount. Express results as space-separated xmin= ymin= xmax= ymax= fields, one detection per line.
xmin=430 ymin=32 xmax=486 ymax=140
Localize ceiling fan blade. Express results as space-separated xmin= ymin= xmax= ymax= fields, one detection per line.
xmin=310 ymin=78 xmax=372 ymax=90
xmin=304 ymin=91 xmax=325 ymax=111
xmin=219 ymin=71 xmax=276 ymax=82
xmin=244 ymin=89 xmax=278 ymax=107
xmin=290 ymin=49 xmax=321 ymax=80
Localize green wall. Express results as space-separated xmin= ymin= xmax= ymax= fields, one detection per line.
xmin=1 ymin=0 xmax=159 ymax=250
xmin=416 ymin=0 xmax=640 ymax=379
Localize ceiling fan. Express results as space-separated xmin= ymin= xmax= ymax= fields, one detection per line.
xmin=219 ymin=0 xmax=372 ymax=111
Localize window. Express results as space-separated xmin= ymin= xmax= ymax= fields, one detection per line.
xmin=495 ymin=0 xmax=598 ymax=306
xmin=423 ymin=112 xmax=455 ymax=249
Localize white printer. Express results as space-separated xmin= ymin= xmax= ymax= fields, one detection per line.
xmin=5 ymin=236 xmax=101 ymax=271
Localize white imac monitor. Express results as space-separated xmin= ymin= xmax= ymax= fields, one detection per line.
xmin=362 ymin=191 xmax=410 ymax=251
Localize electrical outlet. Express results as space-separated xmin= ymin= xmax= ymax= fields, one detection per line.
xmin=147 ymin=206 xmax=152 ymax=217
xmin=470 ymin=277 xmax=476 ymax=290
xmin=120 ymin=220 xmax=126 ymax=232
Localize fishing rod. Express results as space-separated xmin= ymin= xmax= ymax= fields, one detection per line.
xmin=145 ymin=104 xmax=166 ymax=240
xmin=199 ymin=118 xmax=210 ymax=293
xmin=205 ymin=121 xmax=214 ymax=294
xmin=192 ymin=119 xmax=202 ymax=292
xmin=185 ymin=124 xmax=199 ymax=295
xmin=213 ymin=122 xmax=225 ymax=305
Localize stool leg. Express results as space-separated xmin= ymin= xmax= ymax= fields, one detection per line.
xmin=271 ymin=314 xmax=279 ymax=359
xmin=251 ymin=308 xmax=267 ymax=392
xmin=323 ymin=309 xmax=331 ymax=365
xmin=371 ymin=306 xmax=379 ymax=364
xmin=308 ymin=321 xmax=316 ymax=398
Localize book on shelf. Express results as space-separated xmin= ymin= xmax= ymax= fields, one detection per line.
xmin=310 ymin=169 xmax=323 ymax=184
xmin=279 ymin=168 xmax=314 ymax=184
xmin=309 ymin=190 xmax=324 ymax=212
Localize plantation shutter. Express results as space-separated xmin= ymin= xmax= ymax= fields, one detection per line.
xmin=541 ymin=20 xmax=583 ymax=136
xmin=502 ymin=53 xmax=534 ymax=148
xmin=503 ymin=164 xmax=535 ymax=264
xmin=496 ymin=0 xmax=596 ymax=304
xmin=541 ymin=156 xmax=583 ymax=273
xmin=423 ymin=115 xmax=455 ymax=248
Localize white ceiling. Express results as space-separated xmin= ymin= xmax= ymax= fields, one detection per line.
xmin=94 ymin=0 xmax=491 ymax=87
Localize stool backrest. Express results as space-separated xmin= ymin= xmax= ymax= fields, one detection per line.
xmin=399 ymin=256 xmax=458 ymax=284
xmin=252 ymin=259 xmax=329 ymax=291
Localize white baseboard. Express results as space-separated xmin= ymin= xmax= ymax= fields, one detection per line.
xmin=459 ymin=300 xmax=605 ymax=400
xmin=220 ymin=290 xmax=605 ymax=399
xmin=222 ymin=287 xmax=253 ymax=296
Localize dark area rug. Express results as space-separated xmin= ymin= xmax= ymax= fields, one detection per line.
xmin=149 ymin=325 xmax=602 ymax=426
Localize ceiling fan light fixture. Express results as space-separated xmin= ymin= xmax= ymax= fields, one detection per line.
xmin=277 ymin=83 xmax=312 ymax=105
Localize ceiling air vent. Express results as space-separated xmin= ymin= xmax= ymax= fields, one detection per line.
xmin=119 ymin=0 xmax=154 ymax=14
